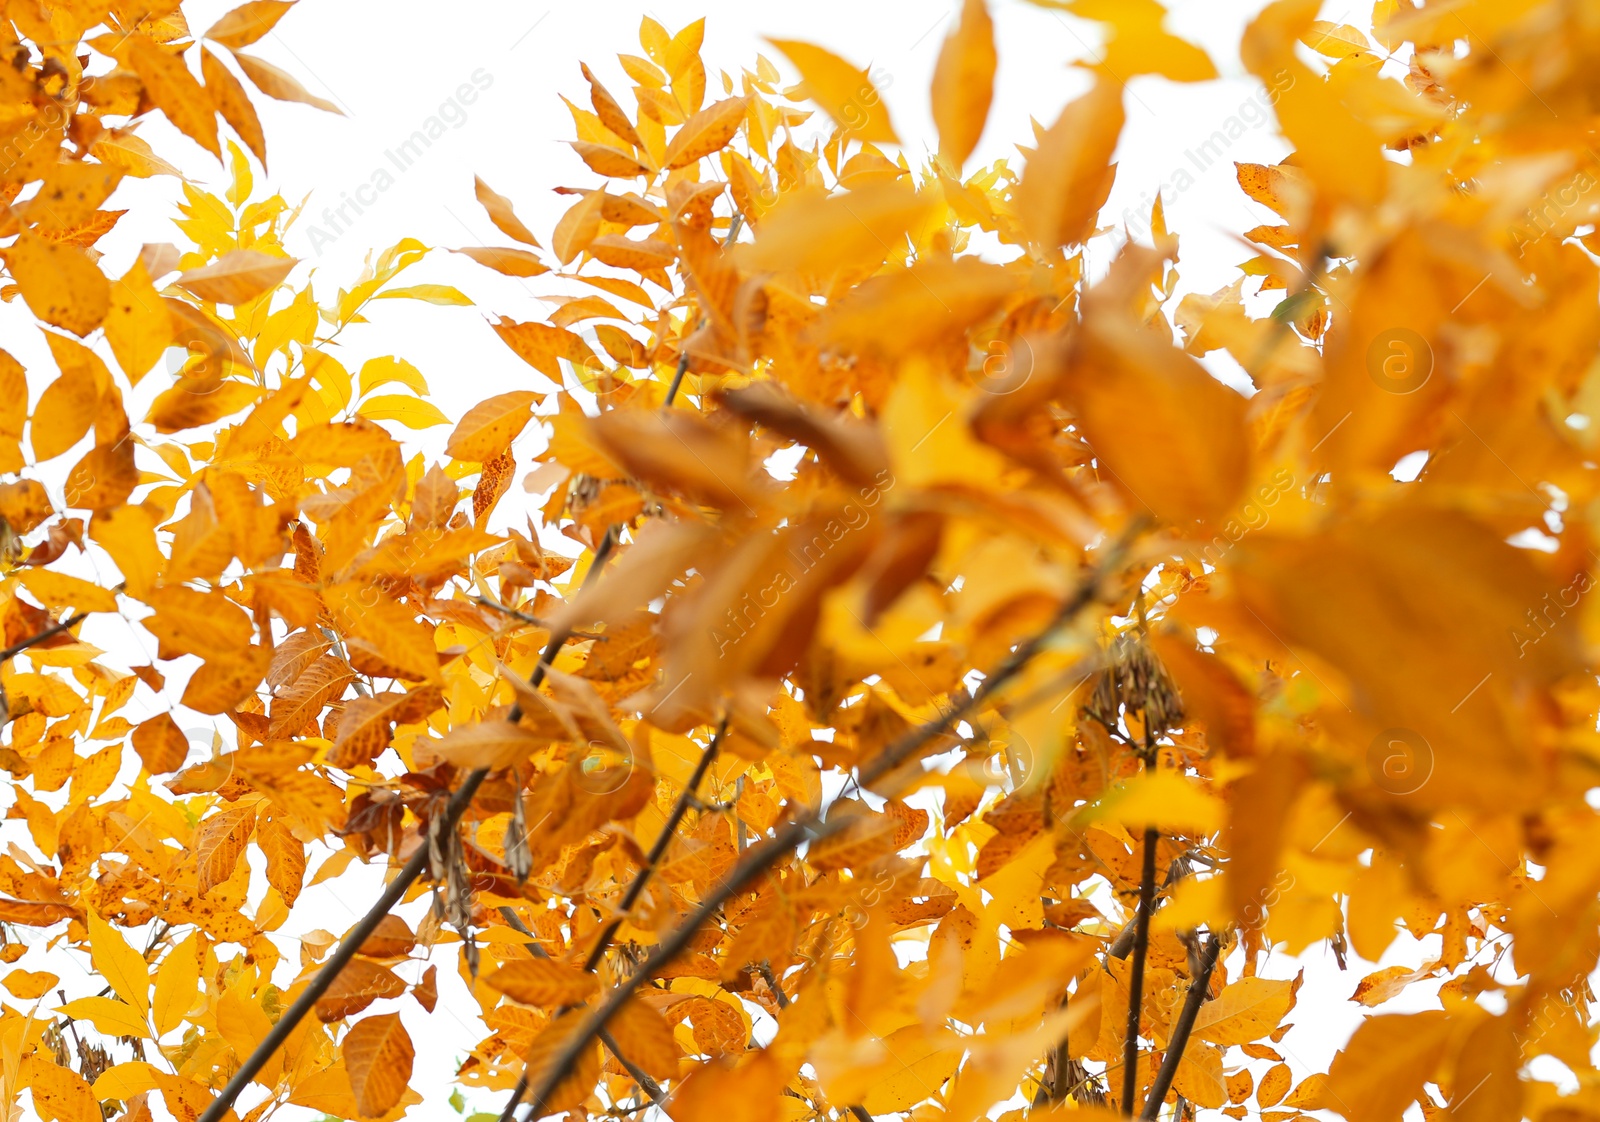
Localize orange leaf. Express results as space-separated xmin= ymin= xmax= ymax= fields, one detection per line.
xmin=204 ymin=1 xmax=297 ymax=49
xmin=342 ymin=1012 xmax=414 ymax=1118
xmin=1015 ymin=74 xmax=1123 ymax=248
xmin=662 ymin=96 xmax=747 ymax=169
xmin=445 ymin=390 xmax=542 ymax=462
xmin=5 ymin=231 xmax=110 ymax=337
xmin=482 ymin=958 xmax=601 ymax=1007
xmin=195 ymin=803 xmax=256 ymax=896
xmin=176 ymin=249 xmax=296 ymax=305
xmin=473 ymin=176 xmax=541 ymax=247
xmin=931 ymin=0 xmax=997 ymax=170
xmin=233 ymin=51 xmax=342 ymax=113
xmin=126 ymin=35 xmax=220 ymax=157
xmin=767 ymin=40 xmax=896 ymax=143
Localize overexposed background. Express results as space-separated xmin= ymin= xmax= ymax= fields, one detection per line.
xmin=2 ymin=2 xmax=1463 ymax=1119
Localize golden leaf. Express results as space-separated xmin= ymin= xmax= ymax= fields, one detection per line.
xmin=342 ymin=1012 xmax=415 ymax=1118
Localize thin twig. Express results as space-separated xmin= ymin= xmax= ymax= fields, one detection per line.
xmin=503 ymin=526 xmax=1135 ymax=1120
xmin=661 ymin=211 xmax=742 ymax=409
xmin=495 ymin=908 xmax=667 ymax=1107
xmin=757 ymin=960 xmax=789 ymax=1009
xmin=0 ymin=611 xmax=87 ymax=661
xmin=499 ymin=716 xmax=729 ymax=1119
xmin=1139 ymin=936 xmax=1221 ymax=1121
xmin=196 ymin=528 xmax=623 ymax=1122
xmin=473 ymin=595 xmax=605 ymax=640
xmin=584 ymin=714 xmax=727 ymax=971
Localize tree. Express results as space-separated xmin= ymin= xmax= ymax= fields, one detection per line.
xmin=2 ymin=1 xmax=1597 ymax=1122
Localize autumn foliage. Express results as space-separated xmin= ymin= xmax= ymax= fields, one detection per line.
xmin=2 ymin=1 xmax=1600 ymax=1121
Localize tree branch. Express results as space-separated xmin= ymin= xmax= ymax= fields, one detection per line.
xmin=499 ymin=716 xmax=728 ymax=1119
xmin=1121 ymin=824 xmax=1159 ymax=1116
xmin=504 ymin=526 xmax=1134 ymax=1120
xmin=583 ymin=713 xmax=727 ymax=972
xmin=496 ymin=908 xmax=667 ymax=1109
xmin=1139 ymin=935 xmax=1221 ymax=1121
xmin=0 ymin=610 xmax=87 ymax=662
xmin=196 ymin=528 xmax=623 ymax=1122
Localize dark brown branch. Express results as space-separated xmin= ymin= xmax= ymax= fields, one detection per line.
xmin=584 ymin=713 xmax=727 ymax=972
xmin=1121 ymin=824 xmax=1159 ymax=1115
xmin=499 ymin=716 xmax=728 ymax=1119
xmin=196 ymin=529 xmax=623 ymax=1122
xmin=496 ymin=908 xmax=666 ymax=1108
xmin=1139 ymin=935 xmax=1221 ymax=1121
xmin=0 ymin=610 xmax=87 ymax=662
xmin=504 ymin=527 xmax=1134 ymax=1120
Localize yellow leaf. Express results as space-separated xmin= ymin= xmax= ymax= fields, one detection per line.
xmin=736 ymin=180 xmax=935 ymax=277
xmin=1171 ymin=1039 xmax=1226 ymax=1108
xmin=4 ymin=231 xmax=110 ymax=337
xmin=87 ymin=911 xmax=150 ymax=1017
xmin=570 ymin=140 xmax=650 ymax=178
xmin=1257 ymin=1062 xmax=1292 ymax=1107
xmin=1059 ymin=0 xmax=1218 ymax=82
xmin=484 ymin=958 xmax=600 ymax=1006
xmin=931 ymin=0 xmax=997 ymax=170
xmin=91 ymin=130 xmax=183 ymax=178
xmin=217 ymin=982 xmax=280 ymax=1084
xmin=767 ymin=40 xmax=897 ymax=143
xmin=91 ymin=1061 xmax=160 ymax=1101
xmin=858 ymin=1025 xmax=965 ymax=1114
xmin=26 ymin=1057 xmax=100 ymax=1122
xmin=1064 ymin=249 xmax=1249 ymax=524
xmin=607 ymin=998 xmax=680 ymax=1082
xmin=491 ymin=319 xmax=597 ymax=382
xmin=16 ymin=570 xmax=118 ymax=614
xmin=175 ymin=249 xmax=296 ymax=305
xmin=323 ymin=583 xmax=441 ymax=682
xmin=104 ymin=262 xmax=171 ymax=383
xmin=553 ymin=190 xmax=605 ymax=264
xmin=195 ymin=803 xmax=257 ymax=896
xmin=581 ymin=62 xmax=643 ymax=150
xmin=152 ymin=933 xmax=199 ymax=1036
xmin=1015 ymin=74 xmax=1123 ymax=249
xmin=30 ymin=346 xmax=101 ymax=462
xmin=1077 ymin=770 xmax=1222 ymax=835
xmin=357 ymin=394 xmax=450 ymax=430
xmin=433 ymin=721 xmax=546 ymax=773
xmin=1324 ymin=1011 xmax=1451 ymax=1122
xmin=1190 ymin=976 xmax=1296 ymax=1046
xmin=373 ymin=283 xmax=471 ymax=305
xmin=358 ymin=356 xmax=428 ymax=397
xmin=2 ymin=968 xmax=58 ymax=999
xmin=55 ymin=996 xmax=149 ymax=1038
xmin=15 ymin=162 xmax=122 ymax=230
xmin=1301 ymin=19 xmax=1371 ymax=58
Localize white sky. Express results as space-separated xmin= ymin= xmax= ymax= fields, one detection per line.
xmin=1 ymin=2 xmax=1475 ymax=1120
